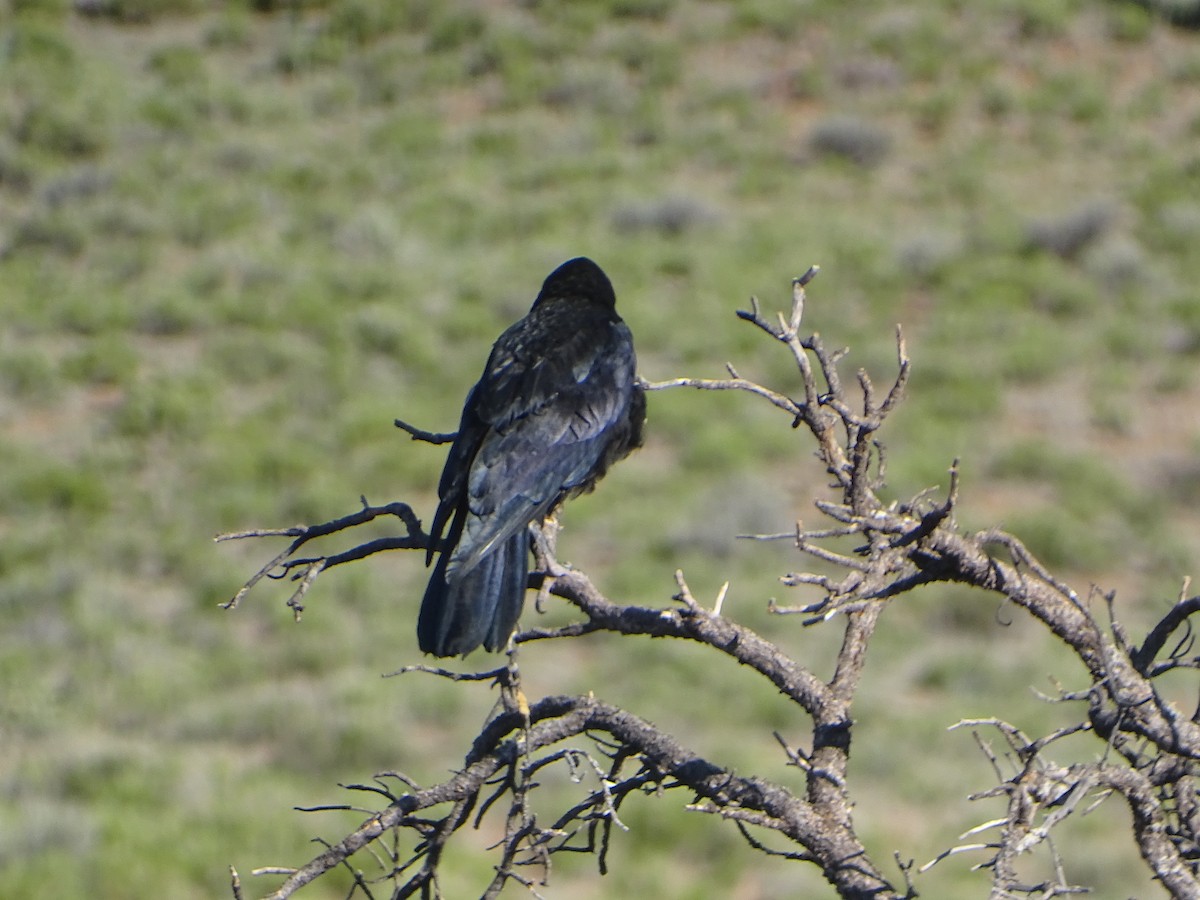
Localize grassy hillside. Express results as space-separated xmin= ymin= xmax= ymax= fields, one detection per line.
xmin=3 ymin=1 xmax=1199 ymax=897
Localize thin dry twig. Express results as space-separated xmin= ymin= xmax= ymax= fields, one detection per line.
xmin=217 ymin=497 xmax=427 ymax=611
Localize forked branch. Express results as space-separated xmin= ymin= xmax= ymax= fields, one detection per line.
xmin=223 ymin=269 xmax=1199 ymax=899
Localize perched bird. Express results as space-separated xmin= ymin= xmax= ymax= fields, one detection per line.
xmin=418 ymin=257 xmax=645 ymax=657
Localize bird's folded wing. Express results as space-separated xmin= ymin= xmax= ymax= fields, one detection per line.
xmin=448 ymin=371 xmax=633 ymax=576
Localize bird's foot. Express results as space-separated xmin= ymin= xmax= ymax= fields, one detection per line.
xmin=530 ymin=515 xmax=562 ymax=562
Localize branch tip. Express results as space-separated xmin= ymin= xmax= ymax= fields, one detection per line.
xmin=793 ymin=265 xmax=819 ymax=287
xmin=394 ymin=417 xmax=457 ymax=444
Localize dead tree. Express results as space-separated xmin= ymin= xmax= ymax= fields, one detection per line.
xmin=219 ymin=268 xmax=1200 ymax=899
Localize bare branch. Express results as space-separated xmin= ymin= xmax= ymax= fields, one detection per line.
xmin=640 ymin=373 xmax=802 ymax=419
xmin=393 ymin=417 xmax=457 ymax=444
xmin=1134 ymin=586 xmax=1200 ymax=674
xmin=250 ymin=696 xmax=898 ymax=900
xmin=224 ymin=268 xmax=1199 ymax=900
xmin=217 ymin=498 xmax=427 ymax=611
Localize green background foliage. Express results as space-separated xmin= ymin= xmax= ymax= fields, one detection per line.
xmin=2 ymin=1 xmax=1199 ymax=896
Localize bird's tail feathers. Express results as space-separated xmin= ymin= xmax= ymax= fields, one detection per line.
xmin=417 ymin=532 xmax=528 ymax=657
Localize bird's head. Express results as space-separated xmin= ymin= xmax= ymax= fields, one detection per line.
xmin=534 ymin=257 xmax=617 ymax=310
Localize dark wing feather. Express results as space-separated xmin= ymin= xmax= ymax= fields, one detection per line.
xmin=424 ymin=384 xmax=484 ymax=566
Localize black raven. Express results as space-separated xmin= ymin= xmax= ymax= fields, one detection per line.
xmin=418 ymin=257 xmax=645 ymax=657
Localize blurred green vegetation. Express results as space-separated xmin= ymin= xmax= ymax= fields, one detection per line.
xmin=2 ymin=1 xmax=1199 ymax=897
